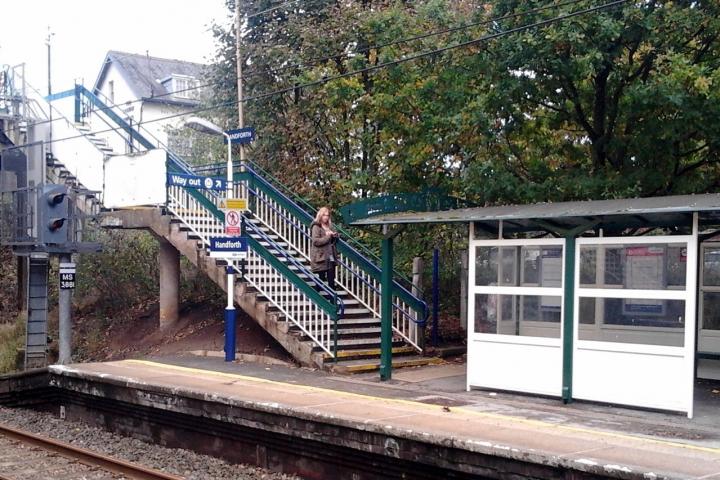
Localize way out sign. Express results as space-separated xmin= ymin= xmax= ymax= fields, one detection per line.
xmin=59 ymin=262 xmax=76 ymax=290
xmin=225 ymin=209 xmax=242 ymax=235
xmin=209 ymin=237 xmax=248 ymax=260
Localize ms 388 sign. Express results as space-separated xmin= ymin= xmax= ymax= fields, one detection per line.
xmin=59 ymin=262 xmax=76 ymax=290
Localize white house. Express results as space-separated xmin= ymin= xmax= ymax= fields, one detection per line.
xmin=92 ymin=50 xmax=206 ymax=156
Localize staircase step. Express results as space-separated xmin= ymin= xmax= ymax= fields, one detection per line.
xmin=291 ymin=323 xmax=379 ymax=336
xmin=336 ymin=317 xmax=380 ymax=326
xmin=324 ymin=345 xmax=416 ymax=360
xmin=330 ymin=355 xmax=443 ymax=374
xmin=311 ymin=337 xmax=402 ymax=350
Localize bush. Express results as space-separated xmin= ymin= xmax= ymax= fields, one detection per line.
xmin=0 ymin=314 xmax=26 ymax=374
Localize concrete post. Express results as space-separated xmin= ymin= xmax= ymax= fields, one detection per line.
xmin=159 ymin=240 xmax=180 ymax=330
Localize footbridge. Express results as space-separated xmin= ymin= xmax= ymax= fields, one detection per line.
xmin=32 ymin=84 xmax=434 ymax=372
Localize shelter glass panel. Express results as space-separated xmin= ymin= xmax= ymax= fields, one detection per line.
xmin=578 ymin=297 xmax=685 ymax=346
xmin=475 ymin=247 xmax=518 ymax=286
xmin=474 ymin=294 xmax=561 ymax=338
xmin=702 ymin=247 xmax=720 ymax=287
xmin=579 ymin=243 xmax=686 ymax=289
xmin=475 ymin=245 xmax=562 ymax=287
xmin=701 ymin=292 xmax=720 ymax=331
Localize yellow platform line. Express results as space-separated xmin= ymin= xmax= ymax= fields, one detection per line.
xmin=122 ymin=359 xmax=720 ymax=455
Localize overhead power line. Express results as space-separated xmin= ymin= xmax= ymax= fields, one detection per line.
xmin=241 ymin=0 xmax=591 ymax=80
xmin=2 ymin=0 xmax=591 ymax=137
xmin=7 ymin=0 xmax=629 ymax=152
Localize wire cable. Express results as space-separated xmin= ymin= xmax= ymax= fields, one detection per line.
xmin=6 ymin=0 xmax=629 ymax=151
xmin=1 ymin=0 xmax=591 ymax=137
xmin=241 ymin=0 xmax=591 ymax=80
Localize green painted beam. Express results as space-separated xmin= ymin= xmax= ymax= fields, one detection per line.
xmin=380 ymin=235 xmax=393 ymax=381
xmin=562 ymin=235 xmax=576 ymax=403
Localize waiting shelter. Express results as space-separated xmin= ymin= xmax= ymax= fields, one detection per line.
xmin=350 ymin=193 xmax=720 ymax=418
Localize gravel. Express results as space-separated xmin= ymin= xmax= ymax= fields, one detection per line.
xmin=0 ymin=406 xmax=303 ymax=480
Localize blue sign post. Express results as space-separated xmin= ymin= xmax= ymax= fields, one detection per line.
xmin=224 ymin=127 xmax=255 ymax=144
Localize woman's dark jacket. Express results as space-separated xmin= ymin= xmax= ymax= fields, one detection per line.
xmin=310 ymin=221 xmax=338 ymax=273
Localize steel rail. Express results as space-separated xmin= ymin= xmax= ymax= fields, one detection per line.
xmin=0 ymin=422 xmax=184 ymax=480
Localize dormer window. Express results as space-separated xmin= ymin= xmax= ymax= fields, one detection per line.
xmin=160 ymin=74 xmax=197 ymax=100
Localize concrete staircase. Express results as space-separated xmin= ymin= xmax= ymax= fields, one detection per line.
xmin=101 ymin=208 xmax=440 ymax=372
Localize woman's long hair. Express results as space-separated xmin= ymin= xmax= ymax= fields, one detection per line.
xmin=314 ymin=206 xmax=332 ymax=227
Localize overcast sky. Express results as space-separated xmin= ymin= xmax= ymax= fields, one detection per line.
xmin=0 ymin=0 xmax=231 ymax=96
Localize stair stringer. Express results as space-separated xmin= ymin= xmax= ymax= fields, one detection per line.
xmin=100 ymin=208 xmax=324 ymax=368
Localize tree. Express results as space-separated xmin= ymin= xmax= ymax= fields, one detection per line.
xmin=462 ymin=0 xmax=720 ymax=203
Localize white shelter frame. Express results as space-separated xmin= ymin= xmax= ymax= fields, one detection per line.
xmin=466 ymin=216 xmax=699 ymax=417
xmin=572 ymin=214 xmax=698 ymax=417
xmin=467 ymin=223 xmax=565 ymax=396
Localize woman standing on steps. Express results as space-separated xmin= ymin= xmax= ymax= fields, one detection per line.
xmin=311 ymin=206 xmax=339 ymax=290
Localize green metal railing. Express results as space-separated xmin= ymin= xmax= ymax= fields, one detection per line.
xmin=235 ymin=164 xmax=428 ymax=350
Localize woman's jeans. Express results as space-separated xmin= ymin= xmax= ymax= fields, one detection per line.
xmin=317 ymin=263 xmax=336 ymax=291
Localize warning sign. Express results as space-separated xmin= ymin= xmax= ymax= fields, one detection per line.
xmin=219 ymin=198 xmax=248 ymax=211
xmin=225 ymin=209 xmax=242 ymax=235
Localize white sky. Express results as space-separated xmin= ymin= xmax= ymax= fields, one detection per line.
xmin=0 ymin=0 xmax=232 ymax=96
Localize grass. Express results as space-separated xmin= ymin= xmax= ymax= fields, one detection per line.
xmin=0 ymin=314 xmax=25 ymax=374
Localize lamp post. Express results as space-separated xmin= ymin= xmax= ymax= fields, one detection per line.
xmin=183 ymin=117 xmax=236 ymax=361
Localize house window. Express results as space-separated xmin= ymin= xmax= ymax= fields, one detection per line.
xmin=172 ymin=75 xmax=196 ymax=99
xmin=108 ymin=80 xmax=115 ymax=103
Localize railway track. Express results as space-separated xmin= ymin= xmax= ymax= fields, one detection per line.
xmin=0 ymin=423 xmax=184 ymax=480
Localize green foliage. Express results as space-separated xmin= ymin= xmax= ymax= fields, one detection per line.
xmin=75 ymin=228 xmax=160 ymax=313
xmin=0 ymin=314 xmax=25 ymax=374
xmin=206 ymin=0 xmax=720 ymax=318
xmin=0 ymin=247 xmax=19 ymax=323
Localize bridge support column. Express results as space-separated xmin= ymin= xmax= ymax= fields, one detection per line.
xmin=159 ymin=240 xmax=180 ymax=330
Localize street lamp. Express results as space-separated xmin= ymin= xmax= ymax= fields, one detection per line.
xmin=183 ymin=116 xmax=236 ymax=362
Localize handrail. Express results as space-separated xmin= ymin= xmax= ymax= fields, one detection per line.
xmin=54 ymin=85 xmax=195 ymax=175
xmin=245 ymin=183 xmax=421 ymax=326
xmin=167 ymin=181 xmax=341 ymax=356
xmin=244 ymin=216 xmax=343 ymax=318
xmin=90 ymin=88 xmax=198 ymax=175
xmin=167 ymin=178 xmax=341 ymax=319
xmin=243 ymin=159 xmax=420 ymax=293
xmin=239 ymin=165 xmax=428 ymax=322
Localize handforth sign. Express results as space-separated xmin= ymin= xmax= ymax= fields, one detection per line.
xmin=167 ymin=173 xmax=227 ymax=190
xmin=209 ymin=236 xmax=248 ymax=259
xmin=224 ymin=127 xmax=255 ymax=145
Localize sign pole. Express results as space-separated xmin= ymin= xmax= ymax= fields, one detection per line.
xmin=224 ymin=131 xmax=236 ymax=362
xmin=58 ymin=254 xmax=74 ymax=364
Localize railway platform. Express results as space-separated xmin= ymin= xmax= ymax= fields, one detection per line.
xmin=2 ymin=356 xmax=719 ymax=479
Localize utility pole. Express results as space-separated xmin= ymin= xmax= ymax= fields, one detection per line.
xmin=46 ymin=27 xmax=54 ymax=152
xmin=235 ymin=1 xmax=245 ymax=164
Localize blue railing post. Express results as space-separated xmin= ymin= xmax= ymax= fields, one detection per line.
xmin=432 ymin=247 xmax=440 ymax=348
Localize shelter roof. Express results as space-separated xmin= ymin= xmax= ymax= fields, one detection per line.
xmin=350 ymin=193 xmax=720 ymax=233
